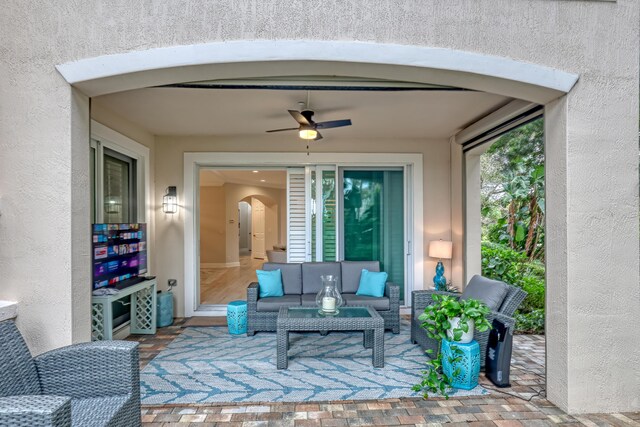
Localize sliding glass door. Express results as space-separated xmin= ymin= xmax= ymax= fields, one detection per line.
xmin=341 ymin=169 xmax=405 ymax=302
xmin=296 ymin=165 xmax=408 ymax=303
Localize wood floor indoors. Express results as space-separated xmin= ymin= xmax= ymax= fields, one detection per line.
xmin=200 ymin=255 xmax=264 ymax=305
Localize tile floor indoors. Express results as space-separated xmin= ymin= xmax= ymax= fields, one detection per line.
xmin=129 ymin=319 xmax=640 ymax=426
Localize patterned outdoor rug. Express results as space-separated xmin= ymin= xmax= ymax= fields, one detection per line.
xmin=140 ymin=321 xmax=487 ymax=404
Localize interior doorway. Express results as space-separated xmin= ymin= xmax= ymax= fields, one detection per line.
xmin=198 ymin=168 xmax=286 ymax=306
xmin=250 ymin=197 xmax=266 ymax=259
xmin=238 ymin=201 xmax=251 ymax=256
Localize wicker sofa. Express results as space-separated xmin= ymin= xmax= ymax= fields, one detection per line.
xmin=247 ymin=261 xmax=400 ymax=335
xmin=0 ymin=319 xmax=141 ymax=427
xmin=411 ymin=275 xmax=527 ymax=368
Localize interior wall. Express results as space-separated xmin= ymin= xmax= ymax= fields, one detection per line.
xmin=199 ymin=186 xmax=227 ymax=265
xmin=154 ymin=135 xmax=453 ymax=317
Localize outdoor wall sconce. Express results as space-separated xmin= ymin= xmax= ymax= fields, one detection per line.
xmin=162 ymin=186 xmax=178 ymax=214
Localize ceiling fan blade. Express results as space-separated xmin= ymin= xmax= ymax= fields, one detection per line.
xmin=314 ymin=132 xmax=323 ymax=141
xmin=315 ymin=119 xmax=352 ymax=129
xmin=266 ymin=127 xmax=298 ymax=133
xmin=288 ymin=110 xmax=310 ymax=125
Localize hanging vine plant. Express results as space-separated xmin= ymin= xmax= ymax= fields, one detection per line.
xmin=412 ymin=294 xmax=492 ymax=399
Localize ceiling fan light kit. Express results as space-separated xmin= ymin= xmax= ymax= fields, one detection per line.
xmin=266 ymin=105 xmax=352 ymax=142
xmin=298 ymin=126 xmax=318 ymax=140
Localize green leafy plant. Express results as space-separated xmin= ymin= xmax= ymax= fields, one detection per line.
xmin=515 ymin=309 xmax=545 ymax=334
xmin=412 ymin=295 xmax=492 ymax=399
xmin=481 ymin=242 xmax=546 ymax=334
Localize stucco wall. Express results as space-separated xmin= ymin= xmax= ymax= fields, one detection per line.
xmin=153 ymin=135 xmax=453 ymax=317
xmin=1 ymin=0 xmax=638 ymax=414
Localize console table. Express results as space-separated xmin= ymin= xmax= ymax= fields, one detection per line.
xmin=91 ymin=279 xmax=157 ymax=341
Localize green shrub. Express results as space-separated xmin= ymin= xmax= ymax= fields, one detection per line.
xmin=515 ymin=309 xmax=545 ymax=334
xmin=518 ymin=276 xmax=544 ymax=312
xmin=481 ymin=242 xmax=546 ymax=334
xmin=481 ymin=242 xmax=525 ymax=285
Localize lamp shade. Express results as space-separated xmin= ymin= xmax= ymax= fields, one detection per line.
xmin=429 ymin=240 xmax=452 ymax=259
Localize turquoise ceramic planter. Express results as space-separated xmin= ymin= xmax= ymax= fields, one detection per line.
xmin=227 ymin=300 xmax=248 ymax=335
xmin=157 ymin=291 xmax=174 ymax=327
xmin=441 ymin=339 xmax=481 ymax=390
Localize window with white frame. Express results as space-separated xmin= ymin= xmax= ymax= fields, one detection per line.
xmin=89 ymin=121 xmax=149 ymax=225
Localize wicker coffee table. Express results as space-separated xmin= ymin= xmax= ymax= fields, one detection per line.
xmin=276 ymin=306 xmax=385 ymax=369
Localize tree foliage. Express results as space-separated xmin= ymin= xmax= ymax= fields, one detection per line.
xmin=480 ymin=118 xmax=546 ymax=334
xmin=481 ymin=119 xmax=545 ymax=262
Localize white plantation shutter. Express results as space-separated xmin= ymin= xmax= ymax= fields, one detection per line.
xmin=287 ymin=168 xmax=308 ymax=262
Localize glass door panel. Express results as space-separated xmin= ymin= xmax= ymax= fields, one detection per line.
xmin=321 ymin=169 xmax=337 ymax=261
xmin=309 ymin=167 xmax=338 ymax=262
xmin=342 ymin=170 xmax=404 ymax=301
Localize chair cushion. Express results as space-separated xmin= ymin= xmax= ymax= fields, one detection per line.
xmin=256 ymin=295 xmax=301 ymax=312
xmin=356 ymin=269 xmax=388 ymax=297
xmin=301 ymin=294 xmax=317 ymax=306
xmin=72 ymin=395 xmax=129 ymax=427
xmin=342 ymin=294 xmax=390 ymax=311
xmin=262 ymin=263 xmax=302 ymax=294
xmin=340 ymin=261 xmax=380 ymax=293
xmin=0 ymin=320 xmax=42 ymax=397
xmin=301 ymin=262 xmax=342 ymax=294
xmin=256 ymin=269 xmax=284 ymax=298
xmin=460 ymin=275 xmax=509 ymax=311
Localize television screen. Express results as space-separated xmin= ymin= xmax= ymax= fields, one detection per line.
xmin=92 ymin=223 xmax=147 ymax=290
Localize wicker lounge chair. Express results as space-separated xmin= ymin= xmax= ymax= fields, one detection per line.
xmin=0 ymin=319 xmax=141 ymax=427
xmin=411 ymin=275 xmax=527 ymax=368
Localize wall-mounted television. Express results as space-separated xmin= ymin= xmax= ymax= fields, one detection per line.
xmin=92 ymin=223 xmax=147 ymax=290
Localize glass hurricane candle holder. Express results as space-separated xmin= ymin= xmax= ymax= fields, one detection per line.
xmin=316 ymin=275 xmax=343 ymax=315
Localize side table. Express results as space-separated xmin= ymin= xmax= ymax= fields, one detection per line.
xmin=441 ymin=339 xmax=481 ymax=390
xmin=227 ymin=300 xmax=247 ymax=335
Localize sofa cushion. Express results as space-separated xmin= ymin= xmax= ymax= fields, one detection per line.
xmin=460 ymin=275 xmax=509 ymax=311
xmin=262 ymin=262 xmax=302 ymax=294
xmin=256 ymin=269 xmax=284 ymax=298
xmin=356 ymin=269 xmax=388 ymax=297
xmin=342 ymin=294 xmax=390 ymax=311
xmin=256 ymin=295 xmax=301 ymax=312
xmin=301 ymin=294 xmax=317 ymax=306
xmin=302 ymin=262 xmax=342 ymax=294
xmin=340 ymin=261 xmax=380 ymax=293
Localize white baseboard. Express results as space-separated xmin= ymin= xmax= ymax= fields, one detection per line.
xmin=200 ymin=262 xmax=241 ymax=268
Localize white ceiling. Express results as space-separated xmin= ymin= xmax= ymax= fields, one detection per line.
xmin=200 ymin=169 xmax=286 ymax=189
xmin=94 ymin=87 xmax=511 ymax=139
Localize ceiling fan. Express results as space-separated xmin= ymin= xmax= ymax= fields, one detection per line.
xmin=266 ymin=102 xmax=352 ymax=141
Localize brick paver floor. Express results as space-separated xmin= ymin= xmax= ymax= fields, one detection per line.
xmin=129 ymin=319 xmax=640 ymax=426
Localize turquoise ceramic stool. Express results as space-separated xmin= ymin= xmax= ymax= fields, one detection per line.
xmin=441 ymin=339 xmax=481 ymax=390
xmin=227 ymin=300 xmax=247 ymax=335
xmin=157 ymin=291 xmax=174 ymax=327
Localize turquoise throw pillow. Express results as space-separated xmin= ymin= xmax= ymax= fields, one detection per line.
xmin=256 ymin=269 xmax=284 ymax=298
xmin=356 ymin=269 xmax=388 ymax=298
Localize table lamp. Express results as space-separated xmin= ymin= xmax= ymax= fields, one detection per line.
xmin=429 ymin=240 xmax=453 ymax=291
